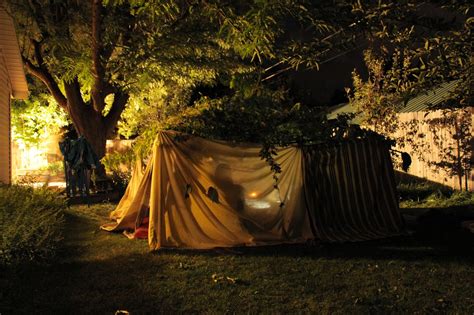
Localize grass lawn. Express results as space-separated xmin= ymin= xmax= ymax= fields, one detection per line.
xmin=1 ymin=202 xmax=473 ymax=314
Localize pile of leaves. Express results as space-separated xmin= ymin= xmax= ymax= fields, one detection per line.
xmin=0 ymin=185 xmax=65 ymax=265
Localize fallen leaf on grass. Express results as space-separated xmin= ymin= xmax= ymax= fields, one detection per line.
xmin=212 ymin=273 xmax=223 ymax=283
xmin=211 ymin=273 xmax=241 ymax=284
xmin=226 ymin=276 xmax=237 ymax=284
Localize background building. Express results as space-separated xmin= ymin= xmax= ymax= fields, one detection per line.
xmin=328 ymin=81 xmax=473 ymax=191
xmin=0 ymin=5 xmax=28 ymax=184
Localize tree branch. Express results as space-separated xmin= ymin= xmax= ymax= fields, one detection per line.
xmin=23 ymin=56 xmax=68 ymax=109
xmin=91 ymin=0 xmax=106 ymax=113
xmin=27 ymin=0 xmax=51 ymax=39
xmin=102 ymin=83 xmax=117 ymax=97
xmin=104 ymin=91 xmax=129 ymax=137
xmin=63 ymin=77 xmax=88 ymax=136
xmin=63 ymin=77 xmax=85 ymax=109
xmin=31 ymin=39 xmax=44 ymax=65
xmin=164 ymin=0 xmax=197 ymax=29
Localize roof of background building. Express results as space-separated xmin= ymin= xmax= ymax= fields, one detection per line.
xmin=326 ymin=101 xmax=361 ymax=123
xmin=327 ymin=80 xmax=460 ymax=122
xmin=399 ymin=80 xmax=459 ymax=113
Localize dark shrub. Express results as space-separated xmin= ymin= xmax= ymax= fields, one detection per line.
xmin=0 ymin=185 xmax=65 ymax=265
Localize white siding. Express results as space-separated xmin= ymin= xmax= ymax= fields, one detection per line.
xmin=0 ymin=7 xmax=28 ymax=98
xmin=0 ymin=50 xmax=11 ymax=184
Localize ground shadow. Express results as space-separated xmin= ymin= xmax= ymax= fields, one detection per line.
xmin=1 ymin=210 xmax=166 ymax=314
xmin=155 ymin=205 xmax=474 ymax=263
xmin=2 ymin=204 xmax=473 ymax=314
xmin=1 ymin=253 xmax=171 ymax=314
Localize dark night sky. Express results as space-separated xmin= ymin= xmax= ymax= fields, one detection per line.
xmin=287 ymin=46 xmax=367 ymax=107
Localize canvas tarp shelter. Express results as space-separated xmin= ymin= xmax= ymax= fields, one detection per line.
xmin=102 ymin=130 xmax=404 ymax=250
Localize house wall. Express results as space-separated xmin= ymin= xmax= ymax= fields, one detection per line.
xmin=394 ymin=108 xmax=474 ymax=191
xmin=0 ymin=50 xmax=11 ymax=184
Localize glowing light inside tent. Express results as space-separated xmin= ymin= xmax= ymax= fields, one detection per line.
xmin=245 ymin=199 xmax=271 ymax=209
xmin=249 ymin=192 xmax=258 ymax=198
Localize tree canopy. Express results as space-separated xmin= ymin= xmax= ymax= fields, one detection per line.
xmin=6 ymin=0 xmax=473 ymax=166
xmin=346 ymin=1 xmax=472 ymax=190
xmin=6 ymin=0 xmax=246 ymax=159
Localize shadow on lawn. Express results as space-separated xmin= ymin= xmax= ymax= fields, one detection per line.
xmin=157 ymin=205 xmax=474 ymax=262
xmin=61 ymin=204 xmax=474 ymax=265
xmin=2 ymin=205 xmax=473 ymax=314
xmin=1 ymin=253 xmax=173 ymax=314
xmin=159 ymin=234 xmax=474 ymax=263
xmin=2 ymin=213 xmax=169 ymax=313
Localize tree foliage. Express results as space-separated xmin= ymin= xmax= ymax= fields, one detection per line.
xmin=11 ymin=94 xmax=69 ymax=147
xmin=348 ymin=49 xmax=401 ymax=134
xmin=8 ymin=0 xmax=472 ymax=182
xmin=4 ymin=0 xmax=133 ymax=160
xmin=347 ymin=1 xmax=473 ymax=190
xmin=5 ymin=0 xmax=260 ymax=160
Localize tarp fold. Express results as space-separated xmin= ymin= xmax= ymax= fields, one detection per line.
xmin=102 ymin=131 xmax=404 ymax=250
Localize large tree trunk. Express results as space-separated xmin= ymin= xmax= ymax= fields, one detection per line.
xmin=64 ymin=80 xmax=106 ymax=159
xmin=63 ymin=79 xmax=129 ymax=177
xmin=68 ymin=102 xmax=108 ymax=159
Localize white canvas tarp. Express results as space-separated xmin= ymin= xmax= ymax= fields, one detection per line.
xmin=102 ymin=131 xmax=313 ymax=249
xmin=102 ymin=130 xmax=404 ymax=250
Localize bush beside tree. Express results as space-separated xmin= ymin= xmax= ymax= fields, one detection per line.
xmin=0 ymin=185 xmax=65 ymax=265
